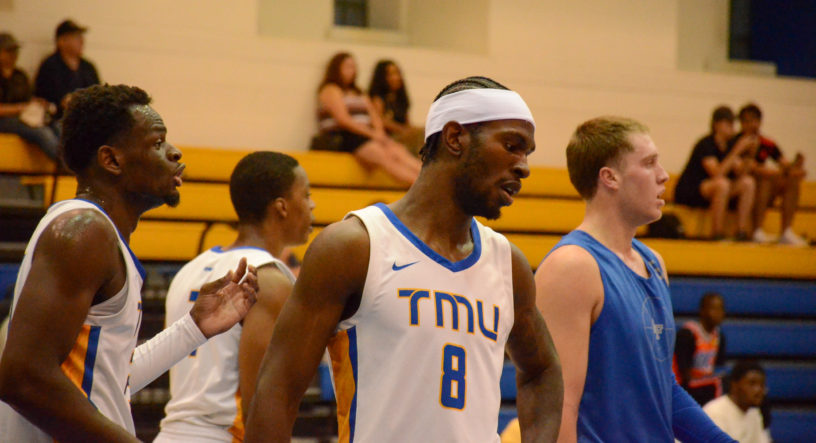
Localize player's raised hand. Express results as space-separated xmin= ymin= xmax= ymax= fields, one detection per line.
xmin=190 ymin=257 xmax=259 ymax=338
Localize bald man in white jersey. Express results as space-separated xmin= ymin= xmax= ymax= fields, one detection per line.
xmin=245 ymin=76 xmax=563 ymax=442
xmin=0 ymin=84 xmax=257 ymax=442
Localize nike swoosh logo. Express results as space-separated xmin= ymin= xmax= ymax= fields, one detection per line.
xmin=392 ymin=261 xmax=419 ymax=271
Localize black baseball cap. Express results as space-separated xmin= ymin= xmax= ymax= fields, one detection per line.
xmin=0 ymin=33 xmax=20 ymax=51
xmin=55 ymin=19 xmax=87 ymax=39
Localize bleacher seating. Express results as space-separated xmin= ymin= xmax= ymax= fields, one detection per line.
xmin=1 ymin=135 xmax=813 ymax=279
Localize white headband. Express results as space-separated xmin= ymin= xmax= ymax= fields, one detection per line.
xmin=424 ymin=88 xmax=535 ymax=141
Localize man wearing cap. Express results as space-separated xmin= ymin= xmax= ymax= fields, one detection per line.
xmin=0 ymin=32 xmax=60 ymax=160
xmin=244 ymin=76 xmax=563 ymax=442
xmin=674 ymin=106 xmax=757 ymax=240
xmin=34 ymin=19 xmax=100 ymax=122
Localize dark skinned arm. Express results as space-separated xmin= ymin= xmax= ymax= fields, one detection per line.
xmin=674 ymin=328 xmax=695 ymax=388
xmin=0 ymin=210 xmax=139 ymax=442
xmin=506 ymin=244 xmax=564 ymax=443
xmin=244 ymin=219 xmax=369 ymax=442
xmin=238 ymin=265 xmax=293 ymax=419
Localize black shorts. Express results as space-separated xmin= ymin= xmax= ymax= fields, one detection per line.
xmin=310 ymin=130 xmax=370 ymax=153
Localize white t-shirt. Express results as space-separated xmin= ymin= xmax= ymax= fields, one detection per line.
xmin=703 ymin=395 xmax=770 ymax=443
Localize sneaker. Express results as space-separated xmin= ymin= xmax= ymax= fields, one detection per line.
xmin=779 ymin=228 xmax=808 ymax=247
xmin=752 ymin=228 xmax=774 ymax=243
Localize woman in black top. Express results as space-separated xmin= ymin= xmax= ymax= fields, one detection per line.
xmin=674 ymin=106 xmax=757 ymax=240
xmin=368 ymin=60 xmax=424 ymax=156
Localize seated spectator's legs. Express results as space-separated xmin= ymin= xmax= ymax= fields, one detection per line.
xmin=383 ymin=138 xmax=421 ymax=176
xmin=753 ymin=173 xmax=779 ymax=237
xmin=0 ymin=117 xmax=59 ymax=161
xmin=354 ymin=139 xmax=419 ymax=185
xmin=699 ymin=176 xmax=730 ymax=237
xmin=780 ymin=172 xmax=802 ymax=234
xmin=731 ymin=174 xmax=755 ymax=237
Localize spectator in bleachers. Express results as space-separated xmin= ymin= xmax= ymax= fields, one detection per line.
xmin=703 ymin=361 xmax=770 ymax=443
xmin=312 ymin=52 xmax=420 ymax=185
xmin=733 ymin=103 xmax=807 ymax=246
xmin=368 ymin=60 xmax=424 ymax=156
xmin=674 ymin=291 xmax=727 ymax=406
xmin=34 ymin=19 xmax=100 ymax=126
xmin=674 ymin=106 xmax=756 ymax=240
xmin=0 ymin=33 xmax=59 ymax=160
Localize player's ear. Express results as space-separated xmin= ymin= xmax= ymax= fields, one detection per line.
xmin=271 ymin=197 xmax=287 ymax=219
xmin=97 ymin=145 xmax=123 ymax=176
xmin=441 ymin=121 xmax=467 ymax=158
xmin=598 ymin=166 xmax=619 ymax=191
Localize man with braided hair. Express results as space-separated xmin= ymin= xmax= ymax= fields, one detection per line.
xmin=245 ymin=77 xmax=563 ymax=442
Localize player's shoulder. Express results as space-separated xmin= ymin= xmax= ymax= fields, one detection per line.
xmin=306 ymin=216 xmax=370 ymax=259
xmin=40 ymin=207 xmax=118 ymax=250
xmin=538 ymin=243 xmax=598 ymax=274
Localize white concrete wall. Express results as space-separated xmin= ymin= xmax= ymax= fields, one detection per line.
xmin=2 ymin=0 xmax=814 ymax=176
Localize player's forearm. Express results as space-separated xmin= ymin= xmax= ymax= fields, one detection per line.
xmin=671 ymin=382 xmax=735 ymax=443
xmin=130 ymin=312 xmax=207 ymax=392
xmin=243 ymin=364 xmax=304 ymax=442
xmin=0 ymin=365 xmax=137 ymax=442
xmin=516 ymin=361 xmax=564 ymax=443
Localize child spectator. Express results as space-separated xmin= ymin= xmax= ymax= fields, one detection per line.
xmin=703 ymin=361 xmax=770 ymax=443
xmin=674 ymin=292 xmax=727 ymax=406
xmin=312 ymin=52 xmax=420 ymax=185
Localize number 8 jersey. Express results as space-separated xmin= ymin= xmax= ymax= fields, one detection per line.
xmin=327 ymin=203 xmax=514 ymax=443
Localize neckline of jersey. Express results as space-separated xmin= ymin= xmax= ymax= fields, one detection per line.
xmin=375 ymin=202 xmax=482 ymax=273
xmin=210 ymin=245 xmax=269 ymax=254
xmin=572 ymin=229 xmax=661 ymax=283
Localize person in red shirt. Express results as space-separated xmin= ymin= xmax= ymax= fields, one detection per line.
xmin=733 ymin=103 xmax=807 ymax=245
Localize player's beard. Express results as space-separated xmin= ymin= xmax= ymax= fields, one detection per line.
xmin=453 ymin=142 xmax=502 ymax=220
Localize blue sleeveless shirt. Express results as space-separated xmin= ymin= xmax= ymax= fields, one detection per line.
xmin=551 ymin=230 xmax=676 ymax=442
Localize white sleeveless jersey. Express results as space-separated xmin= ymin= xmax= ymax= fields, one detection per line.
xmin=157 ymin=246 xmax=294 ymax=442
xmin=0 ymin=199 xmax=145 ymax=442
xmin=328 ymin=204 xmax=514 ymax=443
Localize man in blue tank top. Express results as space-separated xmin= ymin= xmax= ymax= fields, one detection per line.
xmin=534 ymin=117 xmax=735 ymax=442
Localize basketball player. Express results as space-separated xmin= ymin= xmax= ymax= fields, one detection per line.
xmin=155 ymin=152 xmax=315 ymax=442
xmin=0 ymin=84 xmax=258 ymax=442
xmin=244 ymin=77 xmax=563 ymax=442
xmin=535 ymin=117 xmax=734 ymax=442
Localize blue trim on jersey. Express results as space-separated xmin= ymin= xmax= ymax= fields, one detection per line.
xmin=74 ymin=199 xmax=147 ymax=281
xmin=375 ymin=203 xmax=482 ymax=272
xmin=82 ymin=326 xmax=101 ymax=401
xmin=348 ymin=326 xmax=359 ymax=442
xmin=210 ymin=245 xmax=269 ymax=253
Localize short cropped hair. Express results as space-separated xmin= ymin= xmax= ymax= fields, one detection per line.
xmin=699 ymin=291 xmax=724 ymax=310
xmin=419 ymin=76 xmax=509 ymax=164
xmin=566 ymin=116 xmax=650 ymax=199
xmin=729 ymin=360 xmax=765 ymax=383
xmin=60 ymin=84 xmax=152 ymax=174
xmin=229 ymin=151 xmax=300 ymax=224
xmin=710 ymin=106 xmax=734 ymax=133
xmin=738 ymin=103 xmax=762 ymax=121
